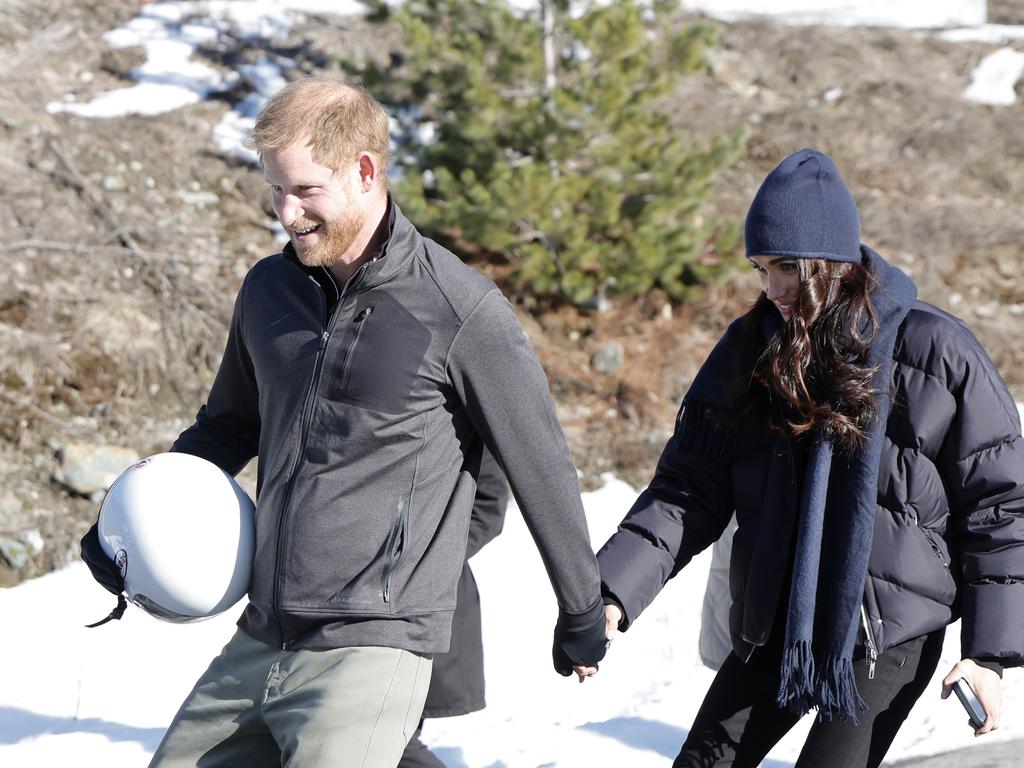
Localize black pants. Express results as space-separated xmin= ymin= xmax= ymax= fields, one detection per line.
xmin=674 ymin=629 xmax=945 ymax=768
xmin=398 ymin=721 xmax=445 ymax=768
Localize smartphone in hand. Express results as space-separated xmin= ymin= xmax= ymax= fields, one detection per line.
xmin=952 ymin=678 xmax=987 ymax=730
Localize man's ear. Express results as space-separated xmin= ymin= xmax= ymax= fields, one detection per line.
xmin=357 ymin=152 xmax=379 ymax=193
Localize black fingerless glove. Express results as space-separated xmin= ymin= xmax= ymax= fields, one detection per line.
xmin=80 ymin=523 xmax=124 ymax=596
xmin=552 ymin=598 xmax=609 ymax=676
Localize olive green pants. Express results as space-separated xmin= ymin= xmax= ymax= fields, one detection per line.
xmin=149 ymin=629 xmax=433 ymax=768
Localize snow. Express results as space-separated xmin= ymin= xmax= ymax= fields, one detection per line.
xmin=3 ymin=439 xmax=1023 ymax=767
xmin=680 ymin=0 xmax=985 ymax=29
xmin=46 ymin=1 xmax=361 ymax=122
xmin=962 ymin=47 xmax=1024 ymax=106
xmin=940 ymin=24 xmax=1024 ymax=44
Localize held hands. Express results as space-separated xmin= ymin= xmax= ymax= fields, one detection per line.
xmin=941 ymin=658 xmax=1002 ymax=735
xmin=553 ymin=599 xmax=610 ymax=681
xmin=572 ymin=603 xmax=622 ymax=683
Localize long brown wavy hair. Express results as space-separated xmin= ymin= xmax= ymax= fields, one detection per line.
xmin=753 ymin=259 xmax=880 ymax=451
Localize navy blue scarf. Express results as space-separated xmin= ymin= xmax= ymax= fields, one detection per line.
xmin=682 ymin=247 xmax=916 ymax=722
xmin=772 ymin=247 xmax=916 ymax=722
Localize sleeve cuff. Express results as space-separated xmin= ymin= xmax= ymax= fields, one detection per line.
xmin=971 ymin=658 xmax=1005 ymax=678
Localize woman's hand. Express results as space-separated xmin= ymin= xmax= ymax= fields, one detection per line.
xmin=604 ymin=602 xmax=623 ymax=639
xmin=941 ymin=658 xmax=1002 ymax=735
xmin=572 ymin=604 xmax=624 ymax=682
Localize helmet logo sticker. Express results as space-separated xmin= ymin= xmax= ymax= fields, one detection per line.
xmin=131 ymin=457 xmax=153 ymax=471
xmin=114 ymin=548 xmax=128 ymax=579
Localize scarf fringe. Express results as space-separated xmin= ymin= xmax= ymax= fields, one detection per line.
xmin=776 ymin=644 xmax=867 ymax=725
xmin=776 ymin=640 xmax=816 ymax=713
xmin=676 ymin=399 xmax=736 ymax=461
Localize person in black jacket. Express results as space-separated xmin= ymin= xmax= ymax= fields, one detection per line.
xmin=399 ymin=448 xmax=507 ymax=768
xmin=587 ymin=148 xmax=1024 ymax=768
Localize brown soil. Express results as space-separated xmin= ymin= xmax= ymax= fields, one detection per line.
xmin=0 ymin=0 xmax=1021 ymax=586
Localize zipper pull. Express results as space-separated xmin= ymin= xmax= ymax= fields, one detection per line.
xmin=320 ymin=330 xmax=329 ymax=349
xmin=860 ymin=603 xmax=878 ymax=680
xmin=355 ymin=306 xmax=374 ymax=322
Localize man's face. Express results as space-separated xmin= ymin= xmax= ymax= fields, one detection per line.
xmin=262 ymin=141 xmax=367 ymax=268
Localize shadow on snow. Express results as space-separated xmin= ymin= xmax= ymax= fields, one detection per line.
xmin=578 ymin=716 xmax=794 ymax=768
xmin=0 ymin=706 xmax=165 ymax=749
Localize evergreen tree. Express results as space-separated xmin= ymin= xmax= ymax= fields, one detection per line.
xmin=349 ymin=0 xmax=745 ymax=305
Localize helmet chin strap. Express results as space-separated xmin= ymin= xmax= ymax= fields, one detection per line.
xmin=85 ymin=594 xmax=128 ymax=628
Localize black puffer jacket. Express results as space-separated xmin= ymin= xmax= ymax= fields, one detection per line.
xmin=598 ymin=299 xmax=1024 ymax=668
xmin=422 ymin=448 xmax=507 ymax=718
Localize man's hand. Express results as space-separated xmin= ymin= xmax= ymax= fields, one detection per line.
xmin=572 ymin=603 xmax=622 ymax=682
xmin=80 ymin=524 xmax=124 ymax=596
xmin=553 ymin=599 xmax=609 ymax=681
xmin=941 ymin=658 xmax=1002 ymax=735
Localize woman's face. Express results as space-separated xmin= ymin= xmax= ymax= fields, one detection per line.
xmin=748 ymin=255 xmax=802 ymax=320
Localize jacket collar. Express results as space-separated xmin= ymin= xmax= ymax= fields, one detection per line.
xmin=280 ymin=197 xmax=422 ymax=292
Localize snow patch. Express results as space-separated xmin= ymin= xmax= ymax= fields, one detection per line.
xmin=47 ymin=0 xmax=363 ymax=159
xmin=963 ymin=47 xmax=1024 ymax=106
xmin=680 ymin=0 xmax=985 ymax=29
xmin=940 ymin=24 xmax=1024 ymax=44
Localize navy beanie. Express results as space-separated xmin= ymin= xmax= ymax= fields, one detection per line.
xmin=744 ymin=148 xmax=861 ymax=263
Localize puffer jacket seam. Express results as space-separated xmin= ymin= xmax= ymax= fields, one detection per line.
xmin=867 ymin=570 xmax=953 ymax=595
xmin=883 ymin=433 xmax=937 ymax=461
xmin=892 ymin=357 xmax=949 ymax=389
xmin=944 ymin=435 xmax=1022 ymax=466
xmin=901 ymin=309 xmax=1022 ymax=430
xmin=965 ymin=576 xmax=1023 ymax=586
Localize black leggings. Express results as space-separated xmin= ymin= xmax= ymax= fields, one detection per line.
xmin=674 ymin=629 xmax=945 ymax=768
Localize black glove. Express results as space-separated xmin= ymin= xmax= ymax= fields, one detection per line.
xmin=80 ymin=523 xmax=123 ymax=596
xmin=552 ymin=598 xmax=609 ymax=676
xmin=80 ymin=523 xmax=129 ymax=628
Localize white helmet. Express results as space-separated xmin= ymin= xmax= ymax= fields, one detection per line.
xmin=98 ymin=452 xmax=256 ymax=623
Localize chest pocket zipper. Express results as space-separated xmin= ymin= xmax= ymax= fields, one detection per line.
xmin=382 ymin=495 xmax=409 ymax=603
xmin=339 ymin=305 xmax=374 ymax=393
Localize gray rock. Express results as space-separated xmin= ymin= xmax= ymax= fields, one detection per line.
xmin=102 ymin=175 xmax=127 ymax=192
xmin=705 ymin=48 xmax=759 ymax=98
xmin=17 ymin=529 xmax=44 ymax=555
xmin=591 ymin=342 xmax=625 ymax=375
xmin=55 ymin=443 xmax=140 ymax=496
xmin=0 ymin=538 xmax=29 ymax=570
xmin=0 ymin=491 xmax=23 ymax=524
xmin=174 ymin=190 xmax=220 ymax=208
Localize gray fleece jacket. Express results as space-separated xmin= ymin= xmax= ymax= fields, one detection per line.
xmin=172 ymin=202 xmax=601 ymax=653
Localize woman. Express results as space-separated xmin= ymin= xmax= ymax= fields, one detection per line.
xmin=591 ymin=148 xmax=1024 ymax=768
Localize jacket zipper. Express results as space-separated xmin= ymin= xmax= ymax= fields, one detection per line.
xmin=381 ymin=495 xmax=410 ymax=603
xmin=860 ymin=603 xmax=879 ymax=680
xmin=339 ymin=305 xmax=374 ymax=393
xmin=271 ymin=264 xmax=369 ymax=649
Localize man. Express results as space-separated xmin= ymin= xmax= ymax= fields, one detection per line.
xmin=399 ymin=448 xmax=507 ymax=768
xmin=81 ymin=77 xmax=607 ymax=768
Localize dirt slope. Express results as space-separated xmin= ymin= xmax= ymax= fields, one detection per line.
xmin=0 ymin=0 xmax=1020 ymax=584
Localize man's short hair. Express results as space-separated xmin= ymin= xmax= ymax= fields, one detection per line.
xmin=244 ymin=76 xmax=390 ymax=179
